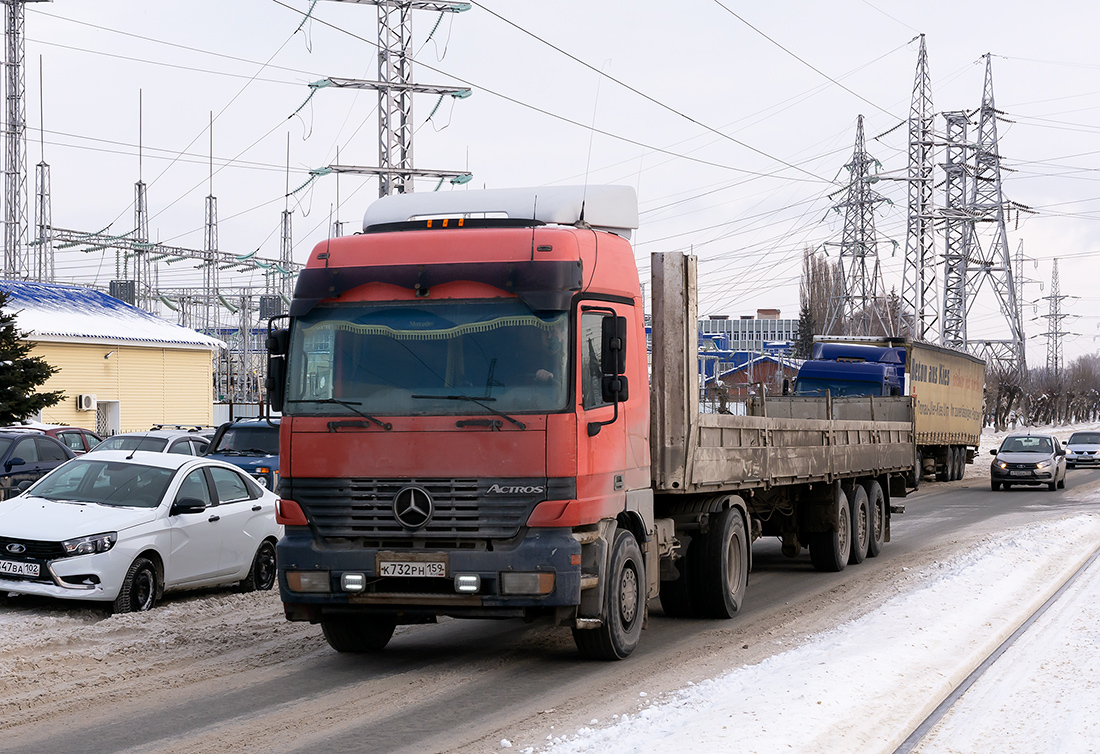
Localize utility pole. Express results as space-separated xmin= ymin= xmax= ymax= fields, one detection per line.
xmin=899 ymin=34 xmax=937 ymax=342
xmin=2 ymin=0 xmax=49 ymax=277
xmin=319 ymin=0 xmax=472 ymax=197
xmin=32 ymin=53 xmax=50 ymax=281
xmin=825 ymin=115 xmax=891 ymax=337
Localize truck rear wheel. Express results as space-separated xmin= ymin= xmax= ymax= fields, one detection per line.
xmin=848 ymin=485 xmax=870 ymax=565
xmin=574 ymin=530 xmax=645 ymax=660
xmin=809 ymin=488 xmax=850 ymax=573
xmin=865 ymin=481 xmax=886 ymax=558
xmin=937 ymin=448 xmax=952 ymax=482
xmin=321 ymin=615 xmax=398 ymax=653
xmin=956 ymin=447 xmax=967 ymax=480
xmin=696 ymin=507 xmax=748 ymax=619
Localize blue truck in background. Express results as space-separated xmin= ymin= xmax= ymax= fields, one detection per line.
xmin=794 ymin=337 xmax=986 ymax=484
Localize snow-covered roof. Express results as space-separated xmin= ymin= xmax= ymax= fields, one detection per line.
xmin=0 ymin=280 xmax=224 ymax=350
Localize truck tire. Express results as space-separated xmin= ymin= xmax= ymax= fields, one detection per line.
xmin=865 ymin=481 xmax=886 ymax=558
xmin=809 ymin=488 xmax=850 ymax=573
xmin=658 ymin=539 xmax=698 ymax=618
xmin=696 ymin=508 xmax=748 ymax=619
xmin=321 ymin=615 xmax=398 ymax=653
xmin=956 ymin=447 xmax=967 ymax=480
xmin=574 ymin=530 xmax=645 ymax=660
xmin=907 ymin=450 xmax=922 ymax=489
xmin=848 ymin=485 xmax=870 ymax=565
xmin=937 ymin=448 xmax=951 ymax=482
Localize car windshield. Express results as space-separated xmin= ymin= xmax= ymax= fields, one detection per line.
xmin=285 ymin=299 xmax=569 ymax=415
xmin=27 ymin=459 xmax=175 ymax=508
xmin=96 ymin=435 xmax=169 ymax=452
xmin=210 ymin=425 xmax=279 ymax=455
xmin=1068 ymin=432 xmax=1100 ymax=445
xmin=1000 ymin=436 xmax=1053 ymax=454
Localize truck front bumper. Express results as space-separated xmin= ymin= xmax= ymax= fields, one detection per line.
xmin=277 ymin=526 xmax=582 ymax=621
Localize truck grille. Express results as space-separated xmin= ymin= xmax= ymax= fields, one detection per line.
xmin=290 ymin=478 xmax=541 ymax=541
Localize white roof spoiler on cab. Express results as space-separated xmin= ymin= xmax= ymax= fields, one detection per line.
xmin=361 ymin=185 xmax=639 ymax=240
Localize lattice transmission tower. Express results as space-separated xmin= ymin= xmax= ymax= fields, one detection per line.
xmin=2 ymin=0 xmax=49 ymax=278
xmin=318 ymin=0 xmax=472 ymax=197
xmin=944 ymin=55 xmax=1026 ymax=374
xmin=824 ymin=115 xmax=891 ymax=336
xmin=1041 ymin=259 xmax=1070 ymax=378
xmin=898 ymin=34 xmax=937 ymax=342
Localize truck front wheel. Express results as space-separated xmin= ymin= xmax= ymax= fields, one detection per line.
xmin=574 ymin=530 xmax=645 ymax=660
xmin=809 ymin=488 xmax=850 ymax=573
xmin=321 ymin=615 xmax=398 ymax=653
xmin=697 ymin=507 xmax=748 ymax=619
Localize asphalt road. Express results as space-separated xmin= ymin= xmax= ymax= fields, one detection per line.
xmin=8 ymin=466 xmax=1100 ymax=754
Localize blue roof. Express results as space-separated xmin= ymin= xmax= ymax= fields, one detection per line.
xmin=0 ymin=280 xmax=224 ymax=349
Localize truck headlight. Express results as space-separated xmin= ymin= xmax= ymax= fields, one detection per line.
xmin=61 ymin=532 xmax=117 ymax=556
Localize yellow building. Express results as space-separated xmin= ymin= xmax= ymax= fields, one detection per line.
xmin=1 ymin=280 xmax=224 ymax=435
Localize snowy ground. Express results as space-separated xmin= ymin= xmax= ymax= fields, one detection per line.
xmin=518 ymin=422 xmax=1100 ymax=754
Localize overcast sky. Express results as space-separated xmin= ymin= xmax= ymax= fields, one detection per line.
xmin=25 ymin=0 xmax=1100 ymax=365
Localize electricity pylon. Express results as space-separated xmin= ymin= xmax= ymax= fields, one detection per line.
xmin=320 ymin=1 xmax=472 ymax=197
xmin=1041 ymin=259 xmax=1070 ymax=378
xmin=825 ymin=115 xmax=891 ymax=336
xmin=899 ymin=34 xmax=937 ymax=342
xmin=961 ymin=54 xmax=1026 ymax=375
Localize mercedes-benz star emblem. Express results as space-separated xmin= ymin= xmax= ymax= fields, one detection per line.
xmin=6 ymin=543 xmax=26 ymax=554
xmin=393 ymin=486 xmax=434 ymax=530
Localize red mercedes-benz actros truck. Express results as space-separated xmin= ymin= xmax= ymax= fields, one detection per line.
xmin=266 ymin=185 xmax=915 ymax=660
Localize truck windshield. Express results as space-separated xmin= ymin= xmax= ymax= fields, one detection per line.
xmin=286 ymin=300 xmax=569 ymax=416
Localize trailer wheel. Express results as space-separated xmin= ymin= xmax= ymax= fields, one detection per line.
xmin=696 ymin=508 xmax=748 ymax=619
xmin=937 ymin=448 xmax=952 ymax=482
xmin=907 ymin=450 xmax=922 ymax=488
xmin=865 ymin=481 xmax=886 ymax=558
xmin=956 ymin=447 xmax=967 ymax=480
xmin=573 ymin=530 xmax=645 ymax=660
xmin=321 ymin=615 xmax=398 ymax=653
xmin=848 ymin=485 xmax=870 ymax=565
xmin=809 ymin=488 xmax=850 ymax=573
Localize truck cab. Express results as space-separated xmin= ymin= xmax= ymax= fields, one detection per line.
xmin=267 ymin=186 xmax=652 ymax=658
xmin=794 ymin=342 xmax=904 ymax=397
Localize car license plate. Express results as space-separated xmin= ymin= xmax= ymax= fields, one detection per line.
xmin=1010 ymin=470 xmax=1032 ymax=477
xmin=0 ymin=559 xmax=39 ymax=578
xmin=379 ymin=560 xmax=447 ymax=577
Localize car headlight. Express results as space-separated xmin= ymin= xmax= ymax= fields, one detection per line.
xmin=996 ymin=461 xmax=1008 ymax=469
xmin=253 ymin=474 xmax=269 ymax=488
xmin=1036 ymin=460 xmax=1052 ymax=469
xmin=61 ymin=532 xmax=117 ymax=557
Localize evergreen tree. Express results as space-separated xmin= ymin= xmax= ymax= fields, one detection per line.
xmin=0 ymin=291 xmax=64 ymax=423
xmin=794 ymin=300 xmax=815 ymax=360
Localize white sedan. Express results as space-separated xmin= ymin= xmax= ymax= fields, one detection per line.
xmin=0 ymin=450 xmax=283 ymax=612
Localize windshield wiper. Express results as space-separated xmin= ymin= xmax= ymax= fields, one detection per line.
xmin=411 ymin=394 xmax=527 ymax=430
xmin=287 ymin=398 xmax=392 ymax=430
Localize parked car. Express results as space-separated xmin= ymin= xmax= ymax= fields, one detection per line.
xmin=0 ymin=422 xmax=102 ymax=455
xmin=1065 ymin=431 xmax=1100 ymax=468
xmin=90 ymin=428 xmax=211 ymax=456
xmin=204 ymin=418 xmax=280 ymax=490
xmin=0 ymin=450 xmax=282 ymax=612
xmin=989 ymin=433 xmax=1067 ymax=491
xmin=0 ymin=430 xmax=77 ymax=500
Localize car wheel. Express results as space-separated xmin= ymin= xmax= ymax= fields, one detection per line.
xmin=241 ymin=540 xmax=277 ymax=592
xmin=113 ymin=557 xmax=158 ymax=613
xmin=991 ymin=480 xmax=1000 ymax=491
xmin=1058 ymin=474 xmax=1066 ymax=490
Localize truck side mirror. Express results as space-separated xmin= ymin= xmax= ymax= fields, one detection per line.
xmin=601 ymin=375 xmax=629 ymax=404
xmin=265 ymin=325 xmax=289 ymax=413
xmin=601 ymin=316 xmax=628 ymax=375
